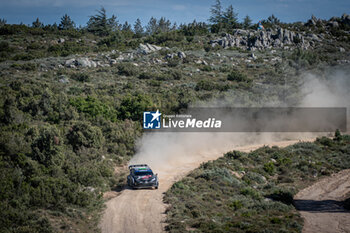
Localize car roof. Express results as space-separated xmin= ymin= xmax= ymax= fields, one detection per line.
xmin=134 ymin=167 xmax=152 ymax=172
xmin=129 ymin=164 xmax=153 ymax=172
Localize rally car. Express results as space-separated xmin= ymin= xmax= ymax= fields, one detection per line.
xmin=127 ymin=164 xmax=159 ymax=189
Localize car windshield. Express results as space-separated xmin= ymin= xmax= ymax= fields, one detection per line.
xmin=134 ymin=171 xmax=153 ymax=176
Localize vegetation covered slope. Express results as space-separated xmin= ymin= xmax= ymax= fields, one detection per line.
xmin=164 ymin=133 xmax=350 ymax=233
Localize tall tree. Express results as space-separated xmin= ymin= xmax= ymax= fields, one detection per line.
xmin=87 ymin=7 xmax=118 ymax=36
xmin=121 ymin=21 xmax=133 ymax=39
xmin=171 ymin=22 xmax=177 ymax=31
xmin=222 ymin=5 xmax=239 ymax=29
xmin=122 ymin=21 xmax=132 ymax=31
xmin=209 ymin=0 xmax=222 ymax=24
xmin=32 ymin=18 xmax=43 ymax=28
xmin=146 ymin=17 xmax=158 ymax=35
xmin=59 ymin=14 xmax=75 ymax=30
xmin=158 ymin=17 xmax=171 ymax=32
xmin=0 ymin=18 xmax=6 ymax=27
xmin=242 ymin=15 xmax=252 ymax=29
xmin=267 ymin=14 xmax=280 ymax=25
xmin=133 ymin=18 xmax=144 ymax=37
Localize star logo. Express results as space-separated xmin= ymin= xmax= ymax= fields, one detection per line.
xmin=150 ymin=110 xmax=161 ymax=122
xmin=143 ymin=110 xmax=162 ymax=129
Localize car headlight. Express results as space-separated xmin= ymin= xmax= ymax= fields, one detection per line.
xmin=150 ymin=177 xmax=156 ymax=182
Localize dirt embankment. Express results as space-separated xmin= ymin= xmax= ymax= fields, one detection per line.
xmin=294 ymin=169 xmax=350 ymax=233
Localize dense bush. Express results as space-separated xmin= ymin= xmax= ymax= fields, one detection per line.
xmin=165 ymin=134 xmax=350 ymax=232
xmin=69 ymin=96 xmax=117 ymax=121
xmin=117 ymin=63 xmax=139 ymax=76
xmin=227 ymin=70 xmax=250 ymax=83
xmin=70 ymin=72 xmax=90 ymax=82
xmin=67 ymin=122 xmax=104 ymax=151
xmin=117 ymin=94 xmax=153 ymax=121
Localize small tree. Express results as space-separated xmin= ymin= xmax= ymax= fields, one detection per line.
xmin=87 ymin=7 xmax=119 ymax=36
xmin=146 ymin=17 xmax=158 ymax=35
xmin=222 ymin=5 xmax=239 ymax=30
xmin=121 ymin=21 xmax=133 ymax=39
xmin=32 ymin=18 xmax=43 ymax=28
xmin=59 ymin=14 xmax=75 ymax=30
xmin=267 ymin=14 xmax=280 ymax=25
xmin=0 ymin=18 xmax=6 ymax=27
xmin=334 ymin=129 xmax=342 ymax=141
xmin=122 ymin=21 xmax=132 ymax=31
xmin=158 ymin=17 xmax=171 ymax=33
xmin=209 ymin=0 xmax=223 ymax=24
xmin=134 ymin=18 xmax=144 ymax=37
xmin=243 ymin=15 xmax=252 ymax=29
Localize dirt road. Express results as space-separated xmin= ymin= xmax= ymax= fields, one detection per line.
xmin=294 ymin=169 xmax=350 ymax=233
xmin=99 ymin=139 xmax=307 ymax=233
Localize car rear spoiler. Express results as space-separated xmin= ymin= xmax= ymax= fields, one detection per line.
xmin=128 ymin=164 xmax=149 ymax=170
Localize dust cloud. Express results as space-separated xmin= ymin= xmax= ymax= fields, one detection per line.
xmin=129 ymin=66 xmax=350 ymax=171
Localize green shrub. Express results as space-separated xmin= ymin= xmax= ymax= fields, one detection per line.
xmin=117 ymin=94 xmax=153 ymax=121
xmin=240 ymin=187 xmax=261 ymax=199
xmin=30 ymin=125 xmax=63 ymax=166
xmin=227 ymin=70 xmax=250 ymax=82
xmin=117 ymin=63 xmax=139 ymax=76
xmin=70 ymin=73 xmax=90 ymax=82
xmin=67 ymin=122 xmax=104 ymax=151
xmin=263 ymin=162 xmax=275 ymax=175
xmin=200 ymin=65 xmax=212 ymax=72
xmin=0 ymin=41 xmax=12 ymax=52
xmin=12 ymin=53 xmax=36 ymax=61
xmin=195 ymin=79 xmax=216 ymax=91
xmin=138 ymin=72 xmax=153 ymax=79
xmin=316 ymin=136 xmax=334 ymax=147
xmin=267 ymin=189 xmax=294 ymax=205
xmin=169 ymin=70 xmax=182 ymax=80
xmin=225 ymin=151 xmax=245 ymax=159
xmin=167 ymin=57 xmax=181 ymax=67
xmin=69 ymin=96 xmax=117 ymax=121
xmin=11 ymin=63 xmax=37 ymax=71
xmin=229 ymin=200 xmax=243 ymax=210
xmin=47 ymin=41 xmax=90 ymax=57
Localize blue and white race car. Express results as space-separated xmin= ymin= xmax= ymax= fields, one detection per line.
xmin=127 ymin=164 xmax=159 ymax=189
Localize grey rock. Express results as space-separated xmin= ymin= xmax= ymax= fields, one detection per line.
xmin=305 ymin=15 xmax=318 ymax=26
xmin=339 ymin=47 xmax=345 ymax=52
xmin=308 ymin=33 xmax=321 ymax=41
xmin=165 ymin=53 xmax=175 ymax=59
xmin=178 ymin=51 xmax=186 ymax=59
xmin=327 ymin=21 xmax=339 ymax=28
xmin=138 ymin=43 xmax=162 ymax=54
xmin=58 ymin=38 xmax=65 ymax=43
xmin=65 ymin=58 xmax=76 ymax=67
xmin=76 ymin=57 xmax=96 ymax=68
xmin=109 ymin=59 xmax=117 ymax=65
xmin=210 ymin=27 xmax=308 ymax=50
xmin=58 ymin=75 xmax=69 ymax=83
xmin=194 ymin=60 xmax=208 ymax=65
